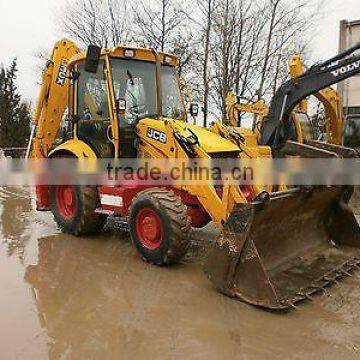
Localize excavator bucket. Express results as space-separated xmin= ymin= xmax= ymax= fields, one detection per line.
xmin=204 ymin=186 xmax=360 ymax=310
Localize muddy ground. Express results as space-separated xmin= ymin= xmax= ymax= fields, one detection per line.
xmin=1 ymin=186 xmax=360 ymax=360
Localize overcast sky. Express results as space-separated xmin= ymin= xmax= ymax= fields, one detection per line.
xmin=0 ymin=0 xmax=360 ymax=104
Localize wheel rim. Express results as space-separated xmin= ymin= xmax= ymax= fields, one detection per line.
xmin=135 ymin=208 xmax=163 ymax=250
xmin=56 ymin=185 xmax=77 ymax=220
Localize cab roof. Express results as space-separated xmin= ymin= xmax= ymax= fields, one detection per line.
xmin=70 ymin=45 xmax=179 ymax=68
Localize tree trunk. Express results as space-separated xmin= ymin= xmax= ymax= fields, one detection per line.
xmin=258 ymin=0 xmax=280 ymax=98
xmin=202 ymin=0 xmax=213 ymax=127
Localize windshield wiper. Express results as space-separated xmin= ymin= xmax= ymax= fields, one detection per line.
xmin=127 ymin=70 xmax=134 ymax=85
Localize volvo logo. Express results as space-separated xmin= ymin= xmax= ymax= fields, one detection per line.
xmin=331 ymin=60 xmax=360 ymax=77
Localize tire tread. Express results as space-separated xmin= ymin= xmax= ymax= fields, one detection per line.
xmin=129 ymin=187 xmax=191 ymax=264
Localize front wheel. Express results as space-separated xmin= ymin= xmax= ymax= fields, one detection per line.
xmin=50 ymin=185 xmax=106 ymax=236
xmin=129 ymin=188 xmax=191 ymax=265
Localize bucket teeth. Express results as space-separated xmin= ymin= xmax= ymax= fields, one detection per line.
xmin=348 ymin=259 xmax=360 ymax=269
xmin=310 ymin=285 xmax=327 ymax=293
xmin=287 ymin=301 xmax=297 ymax=310
xmin=341 ymin=269 xmax=353 ymax=277
xmin=296 ymin=292 xmax=313 ymax=301
xmin=323 ymin=276 xmax=337 ymax=284
xmin=281 ymin=300 xmax=297 ymax=309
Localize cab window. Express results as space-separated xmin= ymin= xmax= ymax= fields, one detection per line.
xmin=125 ymin=76 xmax=148 ymax=125
xmin=77 ymin=61 xmax=114 ymax=158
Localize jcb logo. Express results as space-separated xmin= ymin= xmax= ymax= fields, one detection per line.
xmin=147 ymin=128 xmax=167 ymax=144
xmin=331 ymin=60 xmax=360 ymax=77
xmin=56 ymin=64 xmax=68 ymax=86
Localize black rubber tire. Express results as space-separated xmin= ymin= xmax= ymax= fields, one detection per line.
xmin=50 ymin=185 xmax=106 ymax=236
xmin=129 ymin=188 xmax=191 ymax=265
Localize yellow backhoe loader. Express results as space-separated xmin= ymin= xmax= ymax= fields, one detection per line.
xmin=28 ymin=39 xmax=360 ymax=310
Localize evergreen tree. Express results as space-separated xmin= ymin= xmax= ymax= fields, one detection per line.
xmin=0 ymin=59 xmax=31 ymax=157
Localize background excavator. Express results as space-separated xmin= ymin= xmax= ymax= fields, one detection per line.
xmin=288 ymin=53 xmax=344 ymax=145
xmin=216 ymin=51 xmax=360 ymax=172
xmin=28 ymin=39 xmax=360 ymax=310
xmin=222 ymin=53 xmax=343 ymax=146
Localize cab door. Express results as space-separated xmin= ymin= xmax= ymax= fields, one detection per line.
xmin=76 ymin=60 xmax=115 ymax=158
xmin=111 ymin=59 xmax=157 ymax=158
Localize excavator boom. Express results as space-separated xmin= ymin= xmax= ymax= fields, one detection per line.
xmin=261 ymin=43 xmax=360 ymax=148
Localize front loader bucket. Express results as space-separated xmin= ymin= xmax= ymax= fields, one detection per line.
xmin=204 ymin=187 xmax=360 ymax=310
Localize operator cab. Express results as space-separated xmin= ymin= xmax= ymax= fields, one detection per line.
xmin=72 ymin=45 xmax=185 ymax=158
xmin=77 ymin=60 xmax=114 ymax=157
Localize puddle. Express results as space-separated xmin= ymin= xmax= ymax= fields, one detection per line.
xmin=0 ymin=186 xmax=360 ymax=359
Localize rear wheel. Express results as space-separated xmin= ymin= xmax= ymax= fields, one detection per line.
xmin=50 ymin=185 xmax=106 ymax=236
xmin=129 ymin=188 xmax=191 ymax=265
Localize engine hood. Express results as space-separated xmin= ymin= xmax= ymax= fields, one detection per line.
xmin=175 ymin=121 xmax=240 ymax=153
xmin=137 ymin=118 xmax=240 ymax=154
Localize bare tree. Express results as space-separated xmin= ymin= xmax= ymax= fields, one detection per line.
xmin=131 ymin=0 xmax=195 ymax=81
xmin=211 ymin=0 xmax=236 ymax=118
xmin=257 ymin=0 xmax=281 ymax=97
xmin=256 ymin=0 xmax=322 ymax=98
xmin=59 ymin=0 xmax=131 ymax=47
xmin=56 ymin=0 xmax=323 ymax=121
xmin=210 ymin=0 xmax=264 ymax=118
xmin=132 ymin=0 xmax=185 ymax=51
xmin=207 ymin=0 xmax=322 ymax=121
xmin=195 ymin=0 xmax=216 ymax=125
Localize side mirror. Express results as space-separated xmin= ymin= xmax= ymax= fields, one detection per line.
xmin=85 ymin=45 xmax=101 ymax=73
xmin=116 ymin=98 xmax=126 ymax=113
xmin=190 ymin=103 xmax=199 ymax=118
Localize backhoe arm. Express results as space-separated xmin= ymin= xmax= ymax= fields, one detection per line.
xmin=30 ymin=39 xmax=80 ymax=158
xmin=288 ymin=53 xmax=343 ymax=145
xmin=261 ymin=43 xmax=360 ymax=148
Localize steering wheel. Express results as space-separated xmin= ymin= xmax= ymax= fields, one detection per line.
xmin=127 ymin=104 xmax=147 ymax=116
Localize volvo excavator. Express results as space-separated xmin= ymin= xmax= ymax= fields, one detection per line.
xmin=221 ymin=53 xmax=344 ymax=147
xmin=28 ymin=39 xmax=360 ymax=310
xmin=288 ymin=53 xmax=344 ymax=145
